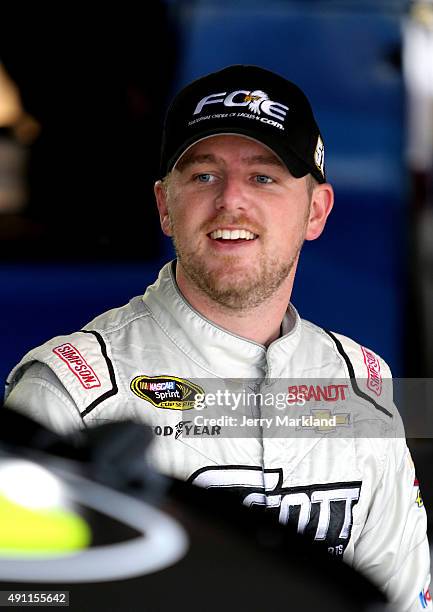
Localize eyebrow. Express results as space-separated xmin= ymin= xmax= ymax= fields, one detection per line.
xmin=242 ymin=154 xmax=285 ymax=167
xmin=176 ymin=154 xmax=217 ymax=170
xmin=176 ymin=152 xmax=284 ymax=171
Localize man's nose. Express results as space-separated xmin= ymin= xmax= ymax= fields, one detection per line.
xmin=215 ymin=177 xmax=247 ymax=212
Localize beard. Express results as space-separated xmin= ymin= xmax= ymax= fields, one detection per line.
xmin=169 ymin=212 xmax=305 ymax=311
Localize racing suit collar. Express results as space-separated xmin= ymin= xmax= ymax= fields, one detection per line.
xmin=143 ymin=261 xmax=302 ymax=379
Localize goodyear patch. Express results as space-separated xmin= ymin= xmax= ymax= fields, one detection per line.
xmin=130 ymin=375 xmax=204 ymax=410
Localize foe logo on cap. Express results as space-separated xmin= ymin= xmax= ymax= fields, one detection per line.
xmin=193 ymin=89 xmax=289 ymax=122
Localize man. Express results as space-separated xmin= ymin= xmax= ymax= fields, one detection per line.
xmin=4 ymin=65 xmax=431 ymax=610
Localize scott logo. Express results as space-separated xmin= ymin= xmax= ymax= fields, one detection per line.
xmin=130 ymin=375 xmax=205 ymax=410
xmin=190 ymin=467 xmax=360 ymax=555
xmin=193 ymin=89 xmax=289 ymax=122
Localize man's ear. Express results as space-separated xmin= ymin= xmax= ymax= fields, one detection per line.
xmin=154 ymin=180 xmax=172 ymax=237
xmin=305 ymin=183 xmax=334 ymax=241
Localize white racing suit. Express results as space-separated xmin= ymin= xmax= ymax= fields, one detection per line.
xmin=4 ymin=261 xmax=431 ymax=611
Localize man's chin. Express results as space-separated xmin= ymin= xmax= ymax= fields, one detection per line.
xmin=205 ymin=258 xmax=256 ymax=278
xmin=178 ymin=253 xmax=291 ymax=309
xmin=201 ymin=270 xmax=266 ymax=308
xmin=206 ymin=269 xmax=256 ymax=292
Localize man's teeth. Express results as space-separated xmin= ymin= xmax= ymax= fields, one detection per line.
xmin=210 ymin=229 xmax=257 ymax=240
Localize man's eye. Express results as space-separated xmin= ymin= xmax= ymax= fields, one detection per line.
xmin=195 ymin=173 xmax=214 ymax=183
xmin=255 ymin=175 xmax=273 ymax=184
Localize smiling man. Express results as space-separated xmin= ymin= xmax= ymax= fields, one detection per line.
xmin=4 ymin=65 xmax=431 ymax=611
xmin=154 ymin=134 xmax=331 ymax=344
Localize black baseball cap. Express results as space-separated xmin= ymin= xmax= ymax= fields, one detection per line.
xmin=160 ymin=64 xmax=326 ymax=183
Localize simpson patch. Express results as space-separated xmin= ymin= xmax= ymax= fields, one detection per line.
xmin=53 ymin=343 xmax=101 ymax=389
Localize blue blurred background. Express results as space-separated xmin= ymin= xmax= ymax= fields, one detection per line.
xmin=2 ymin=0 xmax=433 ymax=581
xmin=0 ymin=0 xmax=426 ymax=387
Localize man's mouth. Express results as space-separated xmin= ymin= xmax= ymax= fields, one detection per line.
xmin=208 ymin=228 xmax=258 ymax=242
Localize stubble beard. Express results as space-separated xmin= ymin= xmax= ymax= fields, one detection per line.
xmin=170 ymin=214 xmax=306 ymax=312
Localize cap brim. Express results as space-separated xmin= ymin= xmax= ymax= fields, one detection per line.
xmin=167 ymin=126 xmax=312 ymax=180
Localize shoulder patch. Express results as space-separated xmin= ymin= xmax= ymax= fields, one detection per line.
xmin=323 ymin=330 xmax=393 ymax=419
xmin=7 ymin=330 xmax=118 ymax=416
xmin=52 ymin=342 xmax=101 ymax=389
xmin=360 ymin=346 xmax=382 ymax=397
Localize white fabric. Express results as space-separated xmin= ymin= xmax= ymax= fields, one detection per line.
xmin=5 ymin=261 xmax=431 ymax=611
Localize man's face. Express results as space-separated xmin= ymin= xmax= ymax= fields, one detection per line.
xmin=155 ymin=135 xmax=327 ymax=311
